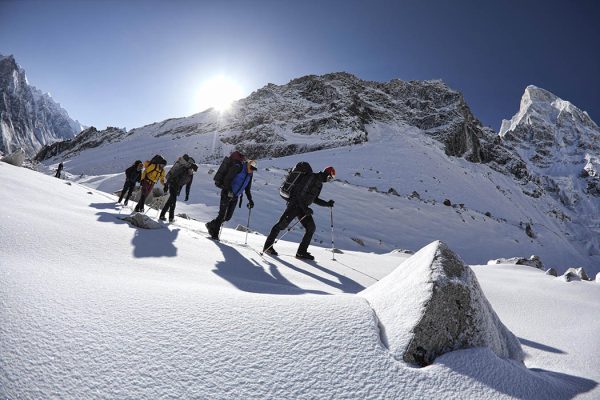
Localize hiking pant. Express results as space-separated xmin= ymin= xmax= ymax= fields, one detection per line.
xmin=160 ymin=184 xmax=180 ymax=220
xmin=208 ymin=189 xmax=238 ymax=229
xmin=118 ymin=180 xmax=136 ymax=204
xmin=135 ymin=179 xmax=154 ymax=212
xmin=55 ymin=169 xmax=62 ymax=178
xmin=263 ymin=203 xmax=315 ymax=253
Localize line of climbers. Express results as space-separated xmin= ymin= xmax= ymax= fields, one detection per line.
xmin=116 ymin=150 xmax=335 ymax=261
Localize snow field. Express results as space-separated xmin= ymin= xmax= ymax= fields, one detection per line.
xmin=1 ymin=162 xmax=600 ymax=399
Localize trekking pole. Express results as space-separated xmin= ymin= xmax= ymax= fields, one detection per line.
xmin=245 ymin=207 xmax=252 ymax=245
xmin=330 ymin=206 xmax=336 ymax=261
xmin=261 ymin=214 xmax=307 ymax=256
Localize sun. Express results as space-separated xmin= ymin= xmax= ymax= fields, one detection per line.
xmin=198 ymin=75 xmax=244 ymax=112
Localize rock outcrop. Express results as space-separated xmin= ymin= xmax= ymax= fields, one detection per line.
xmin=35 ymin=126 xmax=126 ymax=162
xmin=360 ymin=241 xmax=523 ymax=367
xmin=487 ymin=255 xmax=544 ymax=270
xmin=564 ymin=267 xmax=590 ymax=281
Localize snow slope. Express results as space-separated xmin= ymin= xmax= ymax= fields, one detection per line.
xmin=1 ymin=162 xmax=599 ymax=399
xmin=70 ymin=123 xmax=599 ymax=274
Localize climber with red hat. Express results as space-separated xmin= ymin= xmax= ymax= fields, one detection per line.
xmin=263 ymin=164 xmax=336 ymax=260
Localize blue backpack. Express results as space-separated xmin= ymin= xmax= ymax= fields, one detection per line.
xmin=230 ymin=162 xmax=252 ymax=196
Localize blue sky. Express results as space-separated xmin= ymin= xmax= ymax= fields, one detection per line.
xmin=1 ymin=0 xmax=599 ymax=130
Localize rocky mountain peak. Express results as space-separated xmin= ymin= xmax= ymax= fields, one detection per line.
xmin=0 ymin=54 xmax=82 ymax=156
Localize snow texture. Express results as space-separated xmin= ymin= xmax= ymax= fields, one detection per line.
xmin=1 ymin=163 xmax=599 ymax=399
xmin=360 ymin=241 xmax=523 ymax=366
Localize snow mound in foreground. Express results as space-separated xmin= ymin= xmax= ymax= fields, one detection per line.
xmin=360 ymin=240 xmax=523 ymax=366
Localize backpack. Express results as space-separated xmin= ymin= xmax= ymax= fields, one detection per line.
xmin=230 ymin=162 xmax=253 ymax=197
xmin=214 ymin=151 xmax=244 ymax=189
xmin=279 ymin=161 xmax=312 ymax=201
xmin=150 ymin=154 xmax=167 ymax=165
xmin=167 ymin=156 xmax=197 ymax=185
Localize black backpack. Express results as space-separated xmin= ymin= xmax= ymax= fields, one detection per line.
xmin=214 ymin=151 xmax=244 ymax=189
xmin=280 ymin=161 xmax=312 ymax=201
xmin=150 ymin=154 xmax=167 ymax=165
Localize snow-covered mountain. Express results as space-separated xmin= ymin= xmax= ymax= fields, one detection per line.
xmin=0 ymin=54 xmax=83 ymax=156
xmin=500 ymin=85 xmax=600 ymax=263
xmin=35 ymin=72 xmax=524 ymax=176
xmin=34 ymin=74 xmax=600 ymax=273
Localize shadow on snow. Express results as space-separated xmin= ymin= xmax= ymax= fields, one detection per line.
xmin=91 ymin=202 xmax=179 ymax=258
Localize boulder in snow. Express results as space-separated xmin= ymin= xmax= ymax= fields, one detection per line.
xmin=234 ymin=224 xmax=253 ymax=232
xmin=389 ymin=249 xmax=415 ymax=255
xmin=121 ymin=213 xmax=162 ymax=229
xmin=1 ymin=149 xmax=26 ymax=167
xmin=545 ymin=268 xmax=558 ymax=277
xmin=487 ymin=255 xmax=544 ymax=270
xmin=564 ymin=267 xmax=589 ymax=281
xmin=360 ymin=241 xmax=523 ymax=367
xmin=559 ymin=271 xmax=581 ymax=282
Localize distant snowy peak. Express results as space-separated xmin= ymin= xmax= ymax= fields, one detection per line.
xmin=499 ymin=84 xmax=600 ymax=250
xmin=500 ymin=85 xmax=599 ymax=143
xmin=0 ymin=54 xmax=83 ymax=156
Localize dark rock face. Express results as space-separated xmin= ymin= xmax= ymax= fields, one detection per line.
xmin=35 ymin=127 xmax=126 ymax=161
xmin=0 ymin=55 xmax=82 ymax=156
xmin=360 ymin=241 xmax=523 ymax=367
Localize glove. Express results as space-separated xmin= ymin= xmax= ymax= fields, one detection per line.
xmin=228 ymin=191 xmax=234 ymax=198
xmin=327 ymin=199 xmax=335 ymax=207
xmin=247 ymin=200 xmax=254 ymax=209
xmin=304 ymin=208 xmax=313 ymax=216
xmin=163 ymin=184 xmax=169 ymax=193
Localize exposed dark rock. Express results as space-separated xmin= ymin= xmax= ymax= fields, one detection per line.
xmin=525 ymin=223 xmax=535 ymax=238
xmin=564 ymin=267 xmax=590 ymax=281
xmin=35 ymin=127 xmax=126 ymax=162
xmin=489 ymin=255 xmax=544 ymax=270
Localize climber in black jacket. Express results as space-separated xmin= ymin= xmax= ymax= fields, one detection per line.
xmin=117 ymin=160 xmax=143 ymax=205
xmin=263 ymin=166 xmax=336 ymax=260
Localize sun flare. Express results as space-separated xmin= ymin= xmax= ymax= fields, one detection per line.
xmin=198 ymin=75 xmax=244 ymax=112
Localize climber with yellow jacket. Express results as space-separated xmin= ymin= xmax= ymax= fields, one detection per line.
xmin=134 ymin=154 xmax=167 ymax=213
